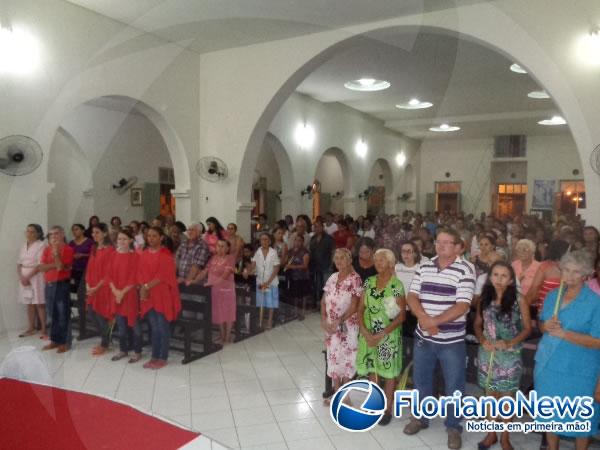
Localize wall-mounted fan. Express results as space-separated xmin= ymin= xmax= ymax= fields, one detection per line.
xmin=196 ymin=156 xmax=229 ymax=182
xmin=399 ymin=192 xmax=413 ymax=201
xmin=112 ymin=177 xmax=138 ymax=194
xmin=0 ymin=135 xmax=43 ymax=176
xmin=590 ymin=144 xmax=600 ymax=175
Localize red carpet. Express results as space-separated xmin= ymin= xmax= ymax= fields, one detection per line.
xmin=0 ymin=378 xmax=199 ymax=449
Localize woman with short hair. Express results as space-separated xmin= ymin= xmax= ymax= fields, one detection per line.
xmin=356 ymin=248 xmax=406 ymax=426
xmin=17 ymin=224 xmax=46 ymax=338
xmin=535 ymin=250 xmax=600 ymax=450
xmin=511 ymin=239 xmax=541 ymax=297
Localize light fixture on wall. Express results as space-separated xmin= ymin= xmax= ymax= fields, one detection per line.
xmin=300 ymin=184 xmax=313 ymax=197
xmin=355 ymin=139 xmax=368 ymax=158
xmin=395 ymin=152 xmax=406 ymax=167
xmin=576 ymin=26 xmax=600 ymax=67
xmin=510 ymin=63 xmax=527 ymax=74
xmin=429 ymin=123 xmax=460 ymax=132
xmin=344 ymin=78 xmax=390 ymax=91
xmin=396 ymin=98 xmax=433 ymax=110
xmin=528 ymin=90 xmax=550 ymax=99
xmin=0 ymin=25 xmax=40 ymax=75
xmin=294 ymin=122 xmax=315 ymax=150
xmin=332 ymin=191 xmax=343 ymax=199
xmin=538 ymin=115 xmax=567 ymax=126
xmin=358 ymin=187 xmax=374 ymax=200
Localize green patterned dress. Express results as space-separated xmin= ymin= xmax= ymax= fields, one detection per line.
xmin=356 ymin=275 xmax=404 ymax=379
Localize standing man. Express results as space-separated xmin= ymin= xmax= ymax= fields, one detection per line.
xmin=176 ymin=223 xmax=211 ymax=285
xmin=403 ymin=228 xmax=475 ymax=450
xmin=309 ymin=220 xmax=335 ymax=310
xmin=38 ymin=226 xmax=75 ymax=353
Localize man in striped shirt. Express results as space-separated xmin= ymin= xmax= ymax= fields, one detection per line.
xmin=403 ymin=228 xmax=476 ymax=450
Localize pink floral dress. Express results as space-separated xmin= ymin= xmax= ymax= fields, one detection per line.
xmin=323 ymin=271 xmax=363 ymax=381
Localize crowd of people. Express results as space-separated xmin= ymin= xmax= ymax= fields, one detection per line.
xmin=15 ymin=209 xmax=600 ymax=449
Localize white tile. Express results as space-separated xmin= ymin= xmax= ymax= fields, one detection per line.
xmin=178 ymin=434 xmax=213 ymax=450
xmin=278 ymin=417 xmax=326 ymax=442
xmin=236 ymin=422 xmax=285 ymax=447
xmin=192 ymin=394 xmax=231 ymax=414
xmin=286 ymin=437 xmax=334 ymax=450
xmin=233 ymin=406 xmax=276 ymax=427
xmin=259 ymin=376 xmax=296 ymax=392
xmin=115 ymin=387 xmax=153 ymax=411
xmin=166 ymin=413 xmax=193 ymax=429
xmin=242 ymin=442 xmax=288 ymax=450
xmin=271 ymin=402 xmax=315 ymax=423
xmin=190 ymin=382 xmax=228 ymax=399
xmin=192 ymin=409 xmax=235 ymax=431
xmin=266 ymin=389 xmax=305 ymax=406
xmin=229 ymin=391 xmax=269 ymax=410
xmin=204 ymin=427 xmax=240 ymax=449
xmin=226 ymin=379 xmax=262 ymax=396
xmin=329 ymin=432 xmax=383 ymax=450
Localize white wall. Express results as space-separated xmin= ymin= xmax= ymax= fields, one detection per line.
xmin=315 ymin=153 xmax=345 ymax=214
xmin=418 ymin=133 xmax=582 ymax=215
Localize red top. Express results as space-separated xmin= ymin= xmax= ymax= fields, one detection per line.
xmin=108 ymin=251 xmax=140 ymax=327
xmin=332 ymin=229 xmax=351 ymax=249
xmin=138 ymin=247 xmax=181 ymax=322
xmin=86 ymin=246 xmax=115 ymax=319
xmin=40 ymin=245 xmax=74 ymax=283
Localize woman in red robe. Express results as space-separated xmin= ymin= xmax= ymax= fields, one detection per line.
xmin=138 ymin=226 xmax=181 ymax=369
xmin=86 ymin=223 xmax=115 ymax=356
xmin=108 ymin=229 xmax=142 ymax=363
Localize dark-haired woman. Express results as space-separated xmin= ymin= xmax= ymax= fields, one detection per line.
xmin=109 ymin=229 xmax=142 ymax=363
xmin=85 ymin=223 xmax=115 ymax=356
xmin=204 ymin=217 xmax=225 ymax=254
xmin=474 ymin=261 xmax=531 ymax=450
xmin=85 ymin=215 xmax=100 ymax=238
xmin=69 ymin=224 xmax=94 ymax=323
xmin=138 ymin=227 xmax=181 ymax=369
xmin=17 ymin=224 xmax=46 ymax=337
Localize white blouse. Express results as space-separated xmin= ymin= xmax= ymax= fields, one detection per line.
xmin=252 ymin=247 xmax=281 ymax=286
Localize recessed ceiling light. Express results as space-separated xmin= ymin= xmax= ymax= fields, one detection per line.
xmin=528 ymin=90 xmax=550 ymax=99
xmin=538 ymin=115 xmax=567 ymax=126
xmin=344 ymin=78 xmax=391 ymax=92
xmin=396 ymin=98 xmax=433 ymax=110
xmin=429 ymin=123 xmax=460 ymax=132
xmin=510 ymin=63 xmax=527 ymax=74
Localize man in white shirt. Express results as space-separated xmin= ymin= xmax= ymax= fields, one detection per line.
xmin=323 ymin=212 xmax=338 ymax=235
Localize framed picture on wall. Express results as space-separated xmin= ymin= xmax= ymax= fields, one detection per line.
xmin=532 ymin=180 xmax=555 ymax=210
xmin=130 ymin=188 xmax=143 ymax=206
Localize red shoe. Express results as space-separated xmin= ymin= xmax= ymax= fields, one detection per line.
xmin=91 ymin=346 xmax=106 ymax=356
xmin=143 ymin=359 xmax=158 ymax=369
xmin=153 ymin=360 xmax=168 ymax=370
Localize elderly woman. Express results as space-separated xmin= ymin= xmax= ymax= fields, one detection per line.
xmin=535 ymin=250 xmax=600 ymax=450
xmin=511 ymin=239 xmax=541 ymax=298
xmin=321 ymin=248 xmax=363 ymax=401
xmin=356 ymin=248 xmax=406 ymax=426
xmin=17 ymin=224 xmax=46 ymax=337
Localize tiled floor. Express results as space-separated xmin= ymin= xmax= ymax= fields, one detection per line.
xmin=0 ymin=314 xmax=562 ymax=449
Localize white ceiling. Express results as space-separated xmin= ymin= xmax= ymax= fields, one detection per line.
xmin=296 ymin=30 xmax=569 ymax=139
xmin=63 ymin=0 xmax=571 ymax=140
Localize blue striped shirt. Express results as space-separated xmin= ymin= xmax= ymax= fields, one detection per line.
xmin=409 ymin=256 xmax=475 ymax=344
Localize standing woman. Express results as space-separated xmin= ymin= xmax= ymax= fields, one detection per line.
xmin=204 ymin=217 xmax=225 ymax=254
xmin=321 ymin=248 xmax=363 ymax=402
xmin=535 ymin=250 xmax=600 ymax=450
xmin=394 ymin=240 xmax=421 ymax=293
xmin=286 ymin=235 xmax=310 ymax=320
xmin=85 ymin=215 xmax=100 ymax=238
xmin=474 ymin=261 xmax=531 ymax=450
xmin=85 ymin=223 xmax=115 ymax=356
xmin=225 ymin=223 xmax=245 ymax=262
xmin=138 ymin=227 xmax=181 ymax=369
xmin=356 ymin=249 xmax=406 ymax=426
xmin=272 ymin=227 xmax=289 ymax=267
xmin=200 ymin=240 xmax=236 ymax=344
xmin=471 ymin=234 xmax=503 ymax=277
xmin=17 ymin=224 xmax=47 ymax=337
xmin=252 ymin=232 xmax=280 ymax=330
xmin=353 ymin=237 xmax=377 ymax=283
xmin=108 ymin=229 xmax=142 ymax=363
xmin=69 ymin=224 xmax=94 ymax=293
xmin=511 ymin=239 xmax=540 ymax=298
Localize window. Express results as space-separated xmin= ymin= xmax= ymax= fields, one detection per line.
xmin=494 ymin=135 xmax=527 ymax=158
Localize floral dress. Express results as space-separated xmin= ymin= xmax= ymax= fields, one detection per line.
xmin=356 ymin=276 xmax=404 ymax=379
xmin=477 ymin=299 xmax=523 ymax=392
xmin=323 ymin=271 xmax=364 ymax=381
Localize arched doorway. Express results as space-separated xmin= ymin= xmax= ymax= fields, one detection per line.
xmin=314 ymin=147 xmax=350 ymax=217
xmin=48 ymin=96 xmax=185 ymax=227
xmin=367 ymin=158 xmax=394 ymax=216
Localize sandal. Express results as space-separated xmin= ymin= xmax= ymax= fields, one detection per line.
xmin=111 ymin=352 xmax=128 ymax=361
xmin=128 ymin=354 xmax=142 ymax=364
xmin=19 ymin=329 xmax=36 ymax=338
xmin=92 ymin=346 xmax=107 ymax=356
xmin=40 ymin=334 xmax=49 ymax=340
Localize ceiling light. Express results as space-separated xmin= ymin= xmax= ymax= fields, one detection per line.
xmin=395 ymin=152 xmax=406 ymax=167
xmin=528 ymin=90 xmax=550 ymax=99
xmin=576 ymin=27 xmax=600 ymax=67
xmin=396 ymin=98 xmax=434 ymax=110
xmin=510 ymin=63 xmax=527 ymax=74
xmin=0 ymin=26 xmax=40 ymax=75
xmin=355 ymin=139 xmax=368 ymax=158
xmin=429 ymin=123 xmax=460 ymax=132
xmin=294 ymin=123 xmax=315 ymax=149
xmin=344 ymin=78 xmax=391 ymax=92
xmin=538 ymin=115 xmax=567 ymax=126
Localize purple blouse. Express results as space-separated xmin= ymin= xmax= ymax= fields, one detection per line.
xmin=69 ymin=238 xmax=94 ymax=273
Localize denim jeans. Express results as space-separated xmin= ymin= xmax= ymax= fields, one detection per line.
xmin=47 ymin=281 xmax=71 ymax=345
xmin=147 ymin=309 xmax=170 ymax=360
xmin=115 ymin=315 xmax=142 ymax=354
xmin=89 ymin=307 xmax=109 ymax=348
xmin=412 ymin=337 xmax=466 ymax=432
